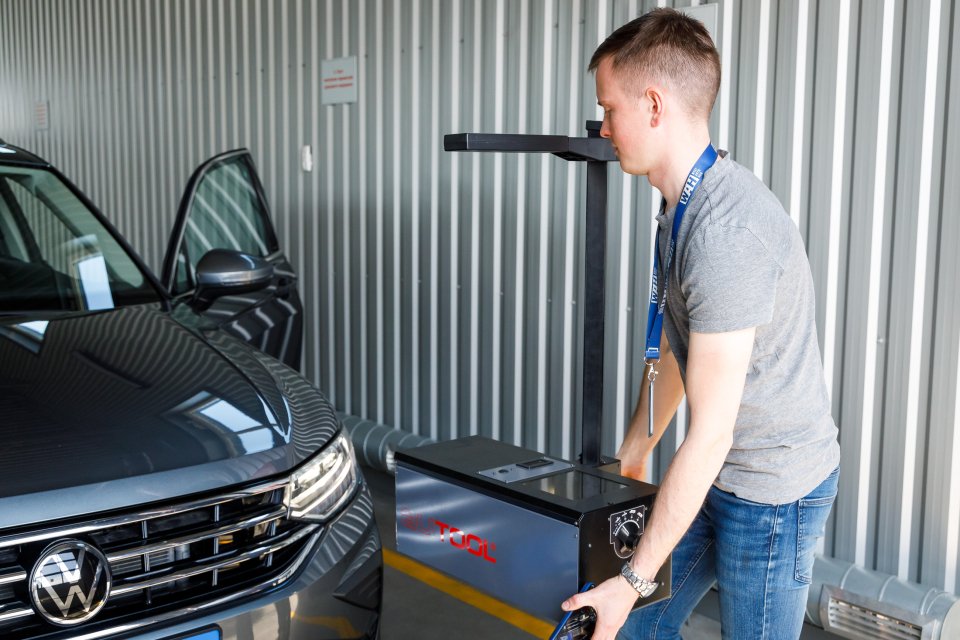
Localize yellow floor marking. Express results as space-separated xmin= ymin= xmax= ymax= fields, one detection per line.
xmin=383 ymin=548 xmax=554 ymax=638
xmin=291 ymin=614 xmax=361 ymax=638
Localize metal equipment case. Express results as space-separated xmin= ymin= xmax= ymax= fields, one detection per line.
xmin=395 ymin=437 xmax=671 ymax=622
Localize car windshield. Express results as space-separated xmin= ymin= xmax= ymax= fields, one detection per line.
xmin=0 ymin=165 xmax=160 ymax=312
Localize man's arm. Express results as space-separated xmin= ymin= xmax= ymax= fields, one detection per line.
xmin=617 ymin=329 xmax=686 ymax=480
xmin=562 ymin=327 xmax=756 ymax=640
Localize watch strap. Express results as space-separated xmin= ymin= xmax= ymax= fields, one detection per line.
xmin=620 ymin=563 xmax=659 ymax=598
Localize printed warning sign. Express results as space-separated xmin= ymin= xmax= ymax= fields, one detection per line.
xmin=35 ymin=100 xmax=49 ymax=130
xmin=321 ymin=56 xmax=357 ymax=105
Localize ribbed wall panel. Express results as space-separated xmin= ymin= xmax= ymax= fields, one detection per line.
xmin=1 ymin=0 xmax=958 ymax=594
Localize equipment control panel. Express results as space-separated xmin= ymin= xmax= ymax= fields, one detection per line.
xmin=609 ymin=506 xmax=646 ymax=558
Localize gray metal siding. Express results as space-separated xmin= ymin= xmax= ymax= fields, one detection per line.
xmin=1 ymin=0 xmax=959 ymax=593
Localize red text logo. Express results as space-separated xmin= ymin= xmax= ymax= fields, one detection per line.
xmin=433 ymin=520 xmax=497 ymax=564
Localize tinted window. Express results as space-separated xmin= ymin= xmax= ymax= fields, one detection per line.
xmin=173 ymin=156 xmax=273 ymax=294
xmin=0 ymin=166 xmax=158 ymax=312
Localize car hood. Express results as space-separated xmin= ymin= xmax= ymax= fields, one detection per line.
xmin=0 ymin=304 xmax=337 ymax=528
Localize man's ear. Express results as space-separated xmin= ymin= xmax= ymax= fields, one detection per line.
xmin=646 ymin=87 xmax=664 ymax=127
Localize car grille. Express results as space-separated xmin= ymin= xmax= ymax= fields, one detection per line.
xmin=0 ymin=478 xmax=321 ymax=639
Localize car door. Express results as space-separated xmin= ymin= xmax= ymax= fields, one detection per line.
xmin=161 ymin=149 xmax=303 ymax=371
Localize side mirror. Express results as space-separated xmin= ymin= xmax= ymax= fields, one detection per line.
xmin=191 ymin=249 xmax=274 ymax=311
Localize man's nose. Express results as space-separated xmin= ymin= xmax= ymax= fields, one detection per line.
xmin=599 ymin=118 xmax=611 ymax=138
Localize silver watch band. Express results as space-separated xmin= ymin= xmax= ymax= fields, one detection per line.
xmin=620 ymin=563 xmax=659 ymax=598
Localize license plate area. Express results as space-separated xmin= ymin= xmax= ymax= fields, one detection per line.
xmin=167 ymin=628 xmax=221 ymax=640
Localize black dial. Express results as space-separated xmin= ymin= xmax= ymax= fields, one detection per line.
xmin=609 ymin=506 xmax=646 ymax=559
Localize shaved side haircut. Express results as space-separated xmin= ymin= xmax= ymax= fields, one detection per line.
xmin=590 ymin=8 xmax=721 ymax=121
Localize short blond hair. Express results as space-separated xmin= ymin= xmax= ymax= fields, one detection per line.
xmin=590 ymin=8 xmax=720 ymax=120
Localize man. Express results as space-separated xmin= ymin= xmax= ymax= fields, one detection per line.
xmin=561 ymin=9 xmax=840 ymax=639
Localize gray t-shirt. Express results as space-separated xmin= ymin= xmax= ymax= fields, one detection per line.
xmin=657 ymin=151 xmax=840 ymax=505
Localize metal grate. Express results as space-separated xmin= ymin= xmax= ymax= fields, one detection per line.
xmin=821 ymin=585 xmax=936 ymax=640
xmin=0 ymin=478 xmax=320 ymax=639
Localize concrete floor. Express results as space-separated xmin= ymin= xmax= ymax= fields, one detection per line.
xmin=364 ymin=466 xmax=722 ymax=640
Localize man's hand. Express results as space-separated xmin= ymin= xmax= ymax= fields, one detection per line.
xmin=561 ymin=575 xmax=637 ymax=640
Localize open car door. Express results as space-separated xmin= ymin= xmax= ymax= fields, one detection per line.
xmin=161 ymin=149 xmax=303 ymax=370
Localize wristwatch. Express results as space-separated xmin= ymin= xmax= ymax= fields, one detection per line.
xmin=620 ymin=563 xmax=659 ymax=598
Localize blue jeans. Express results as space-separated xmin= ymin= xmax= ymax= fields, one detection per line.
xmin=618 ymin=468 xmax=839 ymax=640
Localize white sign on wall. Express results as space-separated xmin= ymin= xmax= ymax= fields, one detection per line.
xmin=35 ymin=100 xmax=49 ymax=130
xmin=321 ymin=56 xmax=358 ymax=105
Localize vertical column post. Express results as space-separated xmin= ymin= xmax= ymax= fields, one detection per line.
xmin=581 ymin=121 xmax=608 ymax=468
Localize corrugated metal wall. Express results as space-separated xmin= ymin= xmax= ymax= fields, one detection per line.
xmin=1 ymin=0 xmax=958 ymax=595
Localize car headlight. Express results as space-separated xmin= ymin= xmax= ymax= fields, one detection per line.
xmin=285 ymin=430 xmax=359 ymax=522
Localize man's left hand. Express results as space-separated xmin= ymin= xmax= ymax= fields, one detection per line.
xmin=561 ymin=574 xmax=637 ymax=640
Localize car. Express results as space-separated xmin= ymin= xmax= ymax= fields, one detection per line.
xmin=0 ymin=140 xmax=382 ymax=640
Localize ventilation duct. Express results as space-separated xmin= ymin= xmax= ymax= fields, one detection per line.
xmin=339 ymin=413 xmax=434 ymax=474
xmin=809 ymin=556 xmax=960 ymax=639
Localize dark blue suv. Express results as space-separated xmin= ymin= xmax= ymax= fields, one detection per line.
xmin=0 ymin=141 xmax=382 ymax=640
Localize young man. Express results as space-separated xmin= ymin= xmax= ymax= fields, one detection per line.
xmin=560 ymin=9 xmax=840 ymax=639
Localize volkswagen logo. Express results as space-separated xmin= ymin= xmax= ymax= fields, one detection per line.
xmin=29 ymin=540 xmax=112 ymax=626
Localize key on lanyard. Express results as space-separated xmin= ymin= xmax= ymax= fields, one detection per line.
xmin=647 ymin=360 xmax=659 ymax=437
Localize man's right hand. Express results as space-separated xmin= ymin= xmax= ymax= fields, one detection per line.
xmin=616 ymin=455 xmax=647 ymax=481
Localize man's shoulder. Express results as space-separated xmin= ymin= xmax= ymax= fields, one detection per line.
xmin=691 ymin=155 xmax=797 ymax=258
xmin=701 ymin=155 xmax=787 ymax=221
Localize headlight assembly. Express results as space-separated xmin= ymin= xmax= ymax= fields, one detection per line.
xmin=285 ymin=430 xmax=358 ymax=522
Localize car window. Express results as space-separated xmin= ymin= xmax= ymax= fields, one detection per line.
xmin=0 ymin=166 xmax=159 ymax=312
xmin=0 ymin=193 xmax=31 ymax=261
xmin=173 ymin=155 xmax=272 ymax=294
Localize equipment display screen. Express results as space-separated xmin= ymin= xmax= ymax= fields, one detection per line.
xmin=520 ymin=470 xmax=628 ymax=500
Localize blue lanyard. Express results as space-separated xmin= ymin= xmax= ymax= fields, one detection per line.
xmin=643 ymin=143 xmax=717 ymax=436
xmin=644 ymin=143 xmax=718 ymax=363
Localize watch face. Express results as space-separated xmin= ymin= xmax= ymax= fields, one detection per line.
xmin=638 ymin=582 xmax=658 ymax=598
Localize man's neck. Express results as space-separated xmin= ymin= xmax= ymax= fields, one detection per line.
xmin=648 ymin=125 xmax=712 ymax=210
